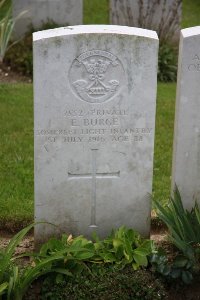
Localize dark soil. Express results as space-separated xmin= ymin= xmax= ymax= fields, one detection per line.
xmin=167 ymin=277 xmax=200 ymax=300
xmin=0 ymin=63 xmax=31 ymax=84
xmin=26 ymin=267 xmax=168 ymax=300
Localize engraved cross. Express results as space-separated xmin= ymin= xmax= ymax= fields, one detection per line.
xmin=68 ymin=149 xmax=120 ymax=228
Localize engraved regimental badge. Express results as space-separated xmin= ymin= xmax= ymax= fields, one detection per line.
xmin=69 ymin=50 xmax=124 ymax=103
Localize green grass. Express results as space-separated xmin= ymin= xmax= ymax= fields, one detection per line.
xmin=0 ymin=84 xmax=33 ymax=231
xmin=84 ymin=0 xmax=109 ymax=25
xmin=153 ymin=83 xmax=176 ymax=204
xmin=0 ymin=83 xmax=176 ymax=227
xmin=182 ymin=0 xmax=200 ymax=28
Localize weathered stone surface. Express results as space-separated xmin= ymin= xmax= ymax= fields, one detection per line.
xmin=110 ymin=0 xmax=182 ymax=44
xmin=33 ymin=25 xmax=158 ymax=245
xmin=172 ymin=26 xmax=200 ymax=210
xmin=12 ymin=0 xmax=83 ymax=38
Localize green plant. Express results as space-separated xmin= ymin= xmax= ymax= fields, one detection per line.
xmin=11 ymin=250 xmax=73 ymax=300
xmin=5 ymin=34 xmax=33 ymax=75
xmin=93 ymin=226 xmax=154 ymax=270
xmin=158 ymin=43 xmax=178 ymax=82
xmin=153 ymin=186 xmax=200 ymax=282
xmin=36 ymin=233 xmax=96 ymax=277
xmin=150 ymin=248 xmax=194 ymax=284
xmin=0 ymin=223 xmax=34 ymax=299
xmin=0 ymin=223 xmax=76 ymax=300
xmin=5 ymin=20 xmax=59 ymax=76
xmin=38 ymin=226 xmax=154 ymax=271
xmin=0 ymin=225 xmax=155 ymax=299
xmin=0 ymin=0 xmax=10 ymax=20
xmin=154 ymin=186 xmax=200 ymax=258
xmin=0 ymin=0 xmax=12 ymax=62
xmin=0 ymin=0 xmax=25 ymax=63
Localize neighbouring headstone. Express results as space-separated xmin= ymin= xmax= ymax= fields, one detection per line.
xmin=12 ymin=0 xmax=83 ymax=38
xmin=110 ymin=0 xmax=182 ymax=44
xmin=172 ymin=26 xmax=200 ymax=210
xmin=33 ymin=25 xmax=158 ymax=245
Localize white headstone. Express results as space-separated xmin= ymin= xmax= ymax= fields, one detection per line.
xmin=13 ymin=0 xmax=83 ymax=38
xmin=33 ymin=25 xmax=158 ymax=245
xmin=172 ymin=26 xmax=200 ymax=210
xmin=110 ymin=0 xmax=182 ymax=44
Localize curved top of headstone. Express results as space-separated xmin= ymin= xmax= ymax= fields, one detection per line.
xmin=181 ymin=26 xmax=200 ymax=38
xmin=33 ymin=25 xmax=158 ymax=41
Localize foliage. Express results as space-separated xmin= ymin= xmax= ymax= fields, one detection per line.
xmin=5 ymin=21 xmax=58 ymax=76
xmin=4 ymin=0 xmax=109 ymax=75
xmin=0 ymin=224 xmax=34 ymax=299
xmin=0 ymin=223 xmax=74 ymax=300
xmin=36 ymin=233 xmax=96 ymax=277
xmin=37 ymin=266 xmax=167 ymax=300
xmin=0 ymin=226 xmax=156 ymax=300
xmin=0 ymin=0 xmax=6 ymax=13
xmin=0 ymin=0 xmax=10 ymax=20
xmin=5 ymin=34 xmax=33 ymax=75
xmin=0 ymin=0 xmax=26 ymax=63
xmin=153 ymin=186 xmax=200 ymax=283
xmin=0 ymin=0 xmax=13 ymax=62
xmin=150 ymin=248 xmax=195 ymax=284
xmin=10 ymin=249 xmax=73 ymax=300
xmin=38 ymin=226 xmax=154 ymax=271
xmin=158 ymin=43 xmax=178 ymax=82
xmin=93 ymin=226 xmax=154 ymax=269
xmin=154 ymin=186 xmax=200 ymax=258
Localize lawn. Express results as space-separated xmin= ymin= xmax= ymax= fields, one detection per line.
xmin=153 ymin=83 xmax=176 ymax=204
xmin=0 ymin=84 xmax=33 ymax=230
xmin=182 ymin=0 xmax=200 ymax=28
xmin=84 ymin=0 xmax=109 ymax=24
xmin=0 ymin=0 xmax=199 ymax=228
